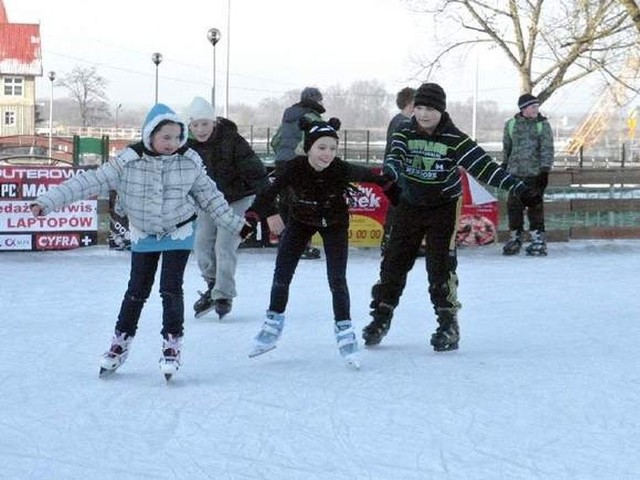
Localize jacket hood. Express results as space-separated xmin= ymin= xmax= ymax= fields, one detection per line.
xmin=282 ymin=101 xmax=326 ymax=122
xmin=141 ymin=103 xmax=188 ymax=151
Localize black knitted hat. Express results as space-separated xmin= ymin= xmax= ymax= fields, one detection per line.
xmin=299 ymin=117 xmax=341 ymax=152
xmin=414 ymin=83 xmax=446 ymax=113
xmin=518 ymin=93 xmax=539 ymax=110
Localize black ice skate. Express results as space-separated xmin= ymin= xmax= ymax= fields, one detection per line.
xmin=430 ymin=315 xmax=460 ymax=352
xmin=362 ymin=303 xmax=393 ymax=347
xmin=525 ymin=230 xmax=547 ymax=256
xmin=502 ymin=231 xmax=522 ymax=256
xmin=193 ymin=282 xmax=216 ymax=318
xmin=301 ymin=246 xmax=321 ymax=260
xmin=214 ymin=299 xmax=232 ymax=319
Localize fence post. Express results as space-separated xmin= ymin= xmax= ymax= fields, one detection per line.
xmin=343 ymin=130 xmax=348 ymax=161
xmin=621 ymin=142 xmax=626 ymax=169
xmin=266 ymin=127 xmax=271 ymax=155
xmin=366 ymin=130 xmax=370 ymax=164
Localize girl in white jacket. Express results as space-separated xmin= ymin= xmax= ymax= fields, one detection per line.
xmin=31 ymin=103 xmax=253 ymax=380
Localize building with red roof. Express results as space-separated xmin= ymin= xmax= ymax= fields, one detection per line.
xmin=0 ymin=0 xmax=43 ymax=136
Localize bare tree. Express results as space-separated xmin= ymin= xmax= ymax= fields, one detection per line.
xmin=57 ymin=66 xmax=109 ymax=127
xmin=407 ymin=0 xmax=638 ymax=104
xmin=619 ymin=0 xmax=640 ymax=34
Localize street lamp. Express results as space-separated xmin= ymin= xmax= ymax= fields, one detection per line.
xmin=151 ymin=52 xmax=163 ymax=104
xmin=47 ymin=71 xmax=56 ymax=159
xmin=115 ymin=103 xmax=122 ymax=134
xmin=207 ymin=28 xmax=221 ymax=112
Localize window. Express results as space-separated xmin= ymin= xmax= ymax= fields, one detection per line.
xmin=3 ymin=77 xmax=24 ymax=96
xmin=4 ymin=111 xmax=16 ymax=126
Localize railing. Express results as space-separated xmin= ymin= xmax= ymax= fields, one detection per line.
xmin=490 ymin=168 xmax=640 ymax=240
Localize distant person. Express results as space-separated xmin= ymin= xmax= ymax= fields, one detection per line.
xmin=362 ymin=83 xmax=542 ymax=352
xmin=30 ymin=103 xmax=253 ymax=381
xmin=186 ymin=96 xmax=270 ymax=319
xmin=271 ymin=86 xmax=326 ymax=260
xmin=501 ymin=93 xmax=554 ymax=256
xmin=246 ymin=117 xmax=398 ymax=368
xmin=381 ymin=86 xmax=415 ymax=255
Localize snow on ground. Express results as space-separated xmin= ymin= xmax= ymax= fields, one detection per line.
xmin=1 ymin=240 xmax=639 ymax=480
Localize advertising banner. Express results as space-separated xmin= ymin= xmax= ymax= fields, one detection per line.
xmin=0 ymin=166 xmax=98 ymax=251
xmin=455 ymin=169 xmax=499 ymax=246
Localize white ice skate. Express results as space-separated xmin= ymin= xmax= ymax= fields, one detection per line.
xmin=159 ymin=334 xmax=182 ymax=381
xmin=249 ymin=311 xmax=285 ymax=358
xmin=335 ymin=320 xmax=361 ymax=370
xmin=99 ymin=331 xmax=133 ymax=377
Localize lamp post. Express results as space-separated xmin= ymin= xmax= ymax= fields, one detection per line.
xmin=225 ymin=0 xmax=231 ymax=117
xmin=115 ymin=103 xmax=122 ymax=135
xmin=47 ymin=71 xmax=56 ymax=159
xmin=207 ymin=28 xmax=221 ymax=112
xmin=151 ymin=52 xmax=163 ymax=104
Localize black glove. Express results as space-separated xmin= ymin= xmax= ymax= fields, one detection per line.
xmin=518 ymin=186 xmax=543 ymax=207
xmin=379 ymin=174 xmax=401 ymax=206
xmin=240 ymin=211 xmax=259 ymax=240
xmin=536 ymin=170 xmax=549 ymax=190
xmin=384 ymin=183 xmax=401 ymax=206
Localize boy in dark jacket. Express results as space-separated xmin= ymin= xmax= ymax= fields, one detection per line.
xmin=186 ymin=96 xmax=270 ymax=319
xmin=363 ymin=83 xmax=541 ymax=352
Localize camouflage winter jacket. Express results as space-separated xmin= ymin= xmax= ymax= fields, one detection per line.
xmin=502 ymin=113 xmax=554 ymax=177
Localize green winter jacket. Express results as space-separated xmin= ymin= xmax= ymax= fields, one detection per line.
xmin=502 ymin=113 xmax=554 ymax=177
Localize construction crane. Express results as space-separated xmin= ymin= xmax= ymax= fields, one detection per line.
xmin=565 ymin=54 xmax=640 ymax=155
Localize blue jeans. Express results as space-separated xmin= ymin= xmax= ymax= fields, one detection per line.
xmin=269 ymin=219 xmax=350 ymax=320
xmin=115 ymin=250 xmax=191 ymax=338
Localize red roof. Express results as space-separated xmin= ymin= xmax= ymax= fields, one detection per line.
xmin=0 ymin=23 xmax=42 ymax=76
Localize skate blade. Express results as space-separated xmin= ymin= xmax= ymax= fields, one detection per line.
xmin=248 ymin=344 xmax=276 ymax=358
xmin=99 ymin=367 xmax=117 ymax=378
xmin=433 ymin=343 xmax=459 ymax=352
xmin=164 ymin=373 xmax=173 ymax=382
xmin=194 ymin=305 xmax=217 ymax=318
xmin=344 ymin=355 xmax=361 ymax=370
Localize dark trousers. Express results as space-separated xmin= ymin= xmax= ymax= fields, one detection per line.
xmin=375 ymin=199 xmax=462 ymax=317
xmin=269 ymin=218 xmax=350 ymax=320
xmin=115 ymin=250 xmax=191 ymax=338
xmin=507 ymin=176 xmax=545 ymax=232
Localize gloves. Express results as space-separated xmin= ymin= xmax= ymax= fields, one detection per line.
xmin=518 ymin=186 xmax=543 ymax=207
xmin=536 ymin=170 xmax=549 ymax=190
xmin=379 ymin=174 xmax=401 ymax=207
xmin=240 ymin=211 xmax=259 ymax=240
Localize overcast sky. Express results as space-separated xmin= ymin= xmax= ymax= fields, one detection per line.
xmin=6 ymin=0 xmax=607 ymax=119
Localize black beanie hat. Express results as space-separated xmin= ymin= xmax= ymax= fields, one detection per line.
xmin=414 ymin=83 xmax=446 ymax=113
xmin=518 ymin=93 xmax=539 ymax=110
xmin=299 ymin=117 xmax=341 ymax=152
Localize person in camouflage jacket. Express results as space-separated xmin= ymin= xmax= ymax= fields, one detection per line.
xmin=501 ymin=93 xmax=554 ymax=256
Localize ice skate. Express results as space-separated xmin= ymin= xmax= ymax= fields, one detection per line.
xmin=99 ymin=331 xmax=133 ymax=377
xmin=502 ymin=230 xmax=522 ymax=256
xmin=159 ymin=334 xmax=182 ymax=381
xmin=335 ymin=320 xmax=361 ymax=369
xmin=525 ymin=230 xmax=548 ymax=256
xmin=300 ymin=246 xmax=321 ymax=260
xmin=214 ymin=298 xmax=232 ymax=319
xmin=249 ymin=311 xmax=285 ymax=358
xmin=362 ymin=303 xmax=393 ymax=347
xmin=430 ymin=314 xmax=460 ymax=352
xmin=193 ymin=282 xmax=216 ymax=318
